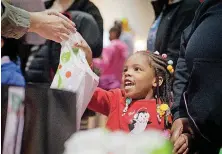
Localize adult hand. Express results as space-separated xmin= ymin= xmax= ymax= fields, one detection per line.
xmin=170 ymin=118 xmax=194 ymax=154
xmin=173 ymin=133 xmax=192 ymax=154
xmin=171 ymin=118 xmax=194 ymax=153
xmin=29 ymin=10 xmax=76 ymax=43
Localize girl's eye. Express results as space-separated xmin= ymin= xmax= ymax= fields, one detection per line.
xmin=123 ymin=68 xmax=127 ymax=72
xmin=134 ymin=67 xmax=142 ymax=71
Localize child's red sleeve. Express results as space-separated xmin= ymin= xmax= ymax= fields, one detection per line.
xmin=88 ymin=87 xmax=115 ymax=116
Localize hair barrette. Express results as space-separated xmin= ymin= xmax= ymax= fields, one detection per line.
xmin=167 ymin=60 xmax=174 ymax=74
xmin=162 ymin=54 xmax=167 ymax=59
xmin=160 ymin=53 xmax=174 ymax=74
xmin=154 ymin=51 xmax=160 ymax=55
xmin=153 ymin=51 xmax=174 ymax=74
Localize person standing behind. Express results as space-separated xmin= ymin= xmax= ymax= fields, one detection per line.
xmin=45 ymin=0 xmax=104 ymax=58
xmin=171 ymin=0 xmax=222 ymax=153
xmin=147 ymin=0 xmax=200 ymax=67
xmin=93 ymin=26 xmax=128 ymax=90
xmin=115 ymin=19 xmax=134 ymax=56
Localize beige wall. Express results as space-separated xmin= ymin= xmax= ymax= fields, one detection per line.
xmin=90 ymin=0 xmax=155 ymax=50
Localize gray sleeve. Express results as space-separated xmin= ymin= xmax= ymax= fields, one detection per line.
xmin=1 ymin=0 xmax=30 ymax=39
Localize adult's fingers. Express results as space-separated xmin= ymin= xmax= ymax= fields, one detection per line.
xmin=58 ymin=21 xmax=71 ymax=35
xmin=53 ymin=36 xmax=63 ymax=43
xmin=57 ymin=12 xmax=76 ymax=28
xmin=178 ymin=144 xmax=189 ymax=154
xmin=173 ymin=136 xmax=186 ymax=153
xmin=59 ymin=33 xmax=69 ymax=41
xmin=171 ymin=126 xmax=183 ymax=144
xmin=48 ymin=11 xmax=76 ymax=33
xmin=61 ymin=19 xmax=76 ymax=33
xmin=177 ymin=143 xmax=188 ymax=154
xmin=51 ymin=11 xmax=76 ymax=28
xmin=183 ymin=148 xmax=189 ymax=154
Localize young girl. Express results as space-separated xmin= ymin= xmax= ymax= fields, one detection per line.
xmin=91 ymin=51 xmax=173 ymax=134
xmin=75 ymin=37 xmax=173 ymax=134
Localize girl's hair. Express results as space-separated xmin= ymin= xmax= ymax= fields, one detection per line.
xmin=109 ymin=26 xmax=122 ymax=39
xmin=114 ymin=20 xmax=123 ymax=31
xmin=135 ymin=51 xmax=173 ymax=105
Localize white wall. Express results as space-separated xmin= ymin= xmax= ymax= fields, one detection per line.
xmin=90 ymin=0 xmax=155 ymax=50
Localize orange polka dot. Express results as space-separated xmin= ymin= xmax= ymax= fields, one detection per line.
xmin=58 ymin=64 xmax=62 ymax=69
xmin=66 ymin=71 xmax=71 ymax=78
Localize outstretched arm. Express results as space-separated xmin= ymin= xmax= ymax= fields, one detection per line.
xmin=88 ymin=88 xmax=115 ymax=116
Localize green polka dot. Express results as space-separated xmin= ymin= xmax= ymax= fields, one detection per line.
xmin=61 ymin=51 xmax=71 ymax=63
xmin=72 ymin=48 xmax=79 ymax=55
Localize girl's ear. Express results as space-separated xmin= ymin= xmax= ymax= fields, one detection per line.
xmin=152 ymin=76 xmax=163 ymax=87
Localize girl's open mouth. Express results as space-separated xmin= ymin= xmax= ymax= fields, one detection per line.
xmin=124 ymin=79 xmax=135 ymax=90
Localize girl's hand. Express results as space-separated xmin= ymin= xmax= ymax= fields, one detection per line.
xmin=173 ymin=133 xmax=192 ymax=154
xmin=73 ymin=32 xmax=92 ymax=66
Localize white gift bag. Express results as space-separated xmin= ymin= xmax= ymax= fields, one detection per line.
xmin=51 ymin=32 xmax=99 ymax=130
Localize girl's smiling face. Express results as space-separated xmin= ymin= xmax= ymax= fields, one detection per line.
xmin=122 ymin=53 xmax=157 ymax=100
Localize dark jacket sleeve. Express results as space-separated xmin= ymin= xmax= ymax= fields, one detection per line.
xmin=166 ymin=0 xmax=200 ymax=66
xmin=171 ymin=28 xmax=190 ymax=121
xmin=1 ymin=0 xmax=30 ymax=39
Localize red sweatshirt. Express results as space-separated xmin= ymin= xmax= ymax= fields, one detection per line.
xmin=88 ymin=88 xmax=165 ymax=134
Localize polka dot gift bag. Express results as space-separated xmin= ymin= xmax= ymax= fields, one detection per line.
xmin=51 ymin=32 xmax=99 ymax=130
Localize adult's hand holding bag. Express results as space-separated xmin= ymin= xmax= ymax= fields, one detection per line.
xmin=51 ymin=32 xmax=99 ymax=130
